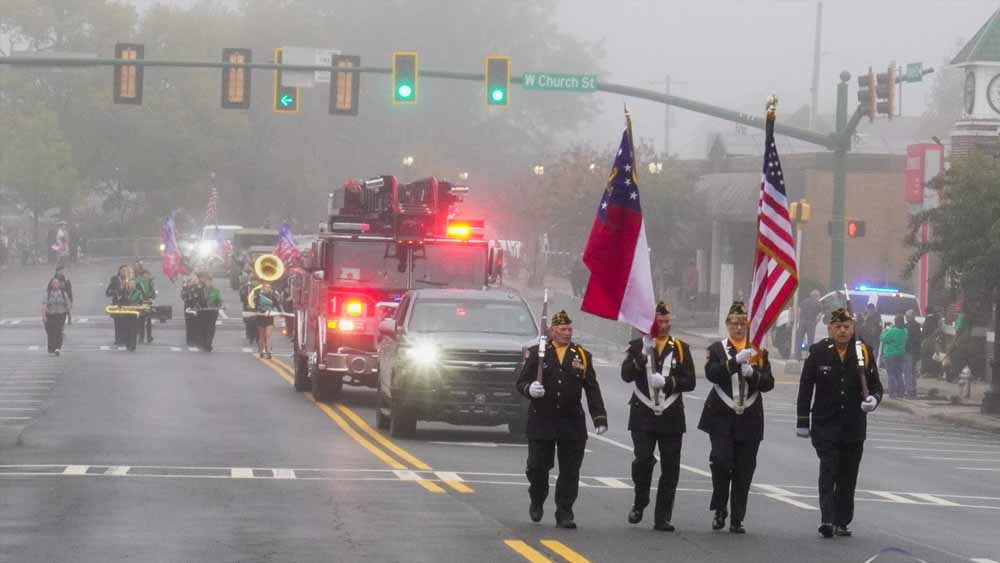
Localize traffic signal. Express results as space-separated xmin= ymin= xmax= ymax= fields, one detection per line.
xmin=273 ymin=48 xmax=299 ymax=114
xmin=221 ymin=48 xmax=251 ymax=109
xmin=113 ymin=43 xmax=144 ymax=105
xmin=857 ymin=67 xmax=876 ymax=122
xmin=392 ymin=52 xmax=418 ymax=104
xmin=876 ymin=62 xmax=897 ymax=118
xmin=330 ymin=54 xmax=360 ymax=116
xmin=847 ymin=219 xmax=866 ymax=238
xmin=484 ymin=55 xmax=511 ymax=107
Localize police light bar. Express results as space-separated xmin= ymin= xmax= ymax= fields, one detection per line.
xmin=446 ymin=218 xmax=485 ymax=239
xmin=449 ymin=185 xmax=470 ymax=195
xmin=446 ymin=224 xmax=472 ymax=238
xmin=331 ymin=222 xmax=371 ymax=232
xmin=856 ymin=285 xmax=900 ymax=293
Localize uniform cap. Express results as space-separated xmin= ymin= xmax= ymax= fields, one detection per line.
xmin=656 ymin=301 xmax=670 ymax=315
xmin=550 ymin=310 xmax=572 ymax=326
xmin=727 ymin=301 xmax=748 ymax=318
xmin=829 ymin=307 xmax=852 ymax=323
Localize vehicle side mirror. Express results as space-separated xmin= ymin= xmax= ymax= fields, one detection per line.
xmin=379 ymin=318 xmax=398 ymax=337
xmin=312 ymin=270 xmax=324 ymax=280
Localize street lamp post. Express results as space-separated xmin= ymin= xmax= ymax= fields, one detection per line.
xmin=788 ymin=198 xmax=811 ymax=361
xmin=402 ymin=155 xmax=415 ymax=167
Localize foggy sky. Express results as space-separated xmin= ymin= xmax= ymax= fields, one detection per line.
xmin=129 ymin=0 xmax=996 ymax=157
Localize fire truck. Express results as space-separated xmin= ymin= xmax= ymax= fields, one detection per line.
xmin=289 ymin=175 xmax=502 ymax=401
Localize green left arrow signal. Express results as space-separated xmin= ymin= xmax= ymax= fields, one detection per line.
xmin=280 ymin=94 xmax=294 ymax=106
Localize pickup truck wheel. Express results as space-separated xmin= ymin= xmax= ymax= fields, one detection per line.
xmin=293 ymin=354 xmax=310 ymax=392
xmin=389 ymin=401 xmax=416 ymax=438
xmin=375 ymin=392 xmax=390 ymax=430
xmin=311 ymin=370 xmax=342 ymax=403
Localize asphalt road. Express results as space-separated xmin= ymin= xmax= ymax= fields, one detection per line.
xmin=1 ymin=260 xmax=999 ymax=562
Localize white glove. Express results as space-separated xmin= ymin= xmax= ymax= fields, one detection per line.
xmin=528 ymin=381 xmax=545 ymax=399
xmin=649 ymin=372 xmax=666 ymax=389
xmin=796 ymin=427 xmax=810 ymax=438
xmin=861 ymin=395 xmax=878 ymax=412
xmin=595 ymin=425 xmax=608 ymax=435
xmin=735 ymin=348 xmax=754 ymax=364
xmin=741 ymin=363 xmax=754 ymax=379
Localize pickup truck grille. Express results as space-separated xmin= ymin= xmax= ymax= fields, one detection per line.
xmin=438 ymin=350 xmax=523 ymax=385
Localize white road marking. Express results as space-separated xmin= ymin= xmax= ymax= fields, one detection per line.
xmin=231 ymin=468 xmax=254 ymax=479
xmin=870 ymin=490 xmax=921 ymax=504
xmin=764 ymin=494 xmax=818 ymax=510
xmin=27 ymin=346 xmax=39 ymax=351
xmin=0 ymin=400 xmax=42 ymax=404
xmin=589 ymin=431 xmax=714 ymax=478
xmin=909 ymin=493 xmax=961 ymax=506
xmin=0 ymin=417 xmax=31 ymax=421
xmin=869 ymin=438 xmax=998 ymax=447
xmin=876 ymin=447 xmax=999 ymax=454
xmin=428 ymin=441 xmax=527 ymax=448
xmin=10 ymin=320 xmax=21 ymax=325
xmin=242 ymin=347 xmax=254 ymax=353
xmin=915 ymin=457 xmax=1000 ymax=462
xmin=216 ymin=320 xmax=222 ymax=325
xmin=99 ymin=346 xmax=110 ymax=351
xmin=218 ymin=309 xmax=229 ymax=320
xmin=393 ymin=470 xmax=421 ymax=481
xmin=0 ymin=407 xmax=39 ymax=411
xmin=594 ymin=477 xmax=631 ymax=489
xmin=62 ymin=465 xmax=89 ymax=475
xmin=956 ymin=467 xmax=1000 ymax=472
xmin=77 ymin=318 xmax=89 ymax=324
xmin=188 ymin=347 xmax=199 ymax=352
xmin=434 ymin=471 xmax=466 ymax=483
xmin=272 ymin=468 xmax=296 ymax=479
xmin=104 ymin=466 xmax=130 ymax=476
xmin=753 ymin=484 xmax=819 ymax=510
xmin=970 ymin=559 xmax=1000 ymax=563
xmin=117 ymin=346 xmax=126 ymax=351
xmin=170 ymin=347 xmax=182 ymax=352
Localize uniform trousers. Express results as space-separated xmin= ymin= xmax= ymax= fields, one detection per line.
xmin=113 ymin=316 xmax=124 ymax=345
xmin=198 ymin=310 xmax=218 ymax=351
xmin=631 ymin=431 xmax=682 ymax=523
xmin=708 ymin=433 xmax=760 ymax=523
xmin=814 ymin=439 xmax=864 ymax=526
xmin=119 ymin=315 xmax=139 ymax=351
xmin=185 ymin=312 xmax=199 ymax=347
xmin=526 ymin=438 xmax=586 ymax=519
xmin=44 ymin=313 xmax=67 ymax=353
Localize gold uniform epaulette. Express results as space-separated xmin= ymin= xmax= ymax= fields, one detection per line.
xmin=575 ymin=345 xmax=588 ymax=372
xmin=674 ymin=338 xmax=685 ymax=364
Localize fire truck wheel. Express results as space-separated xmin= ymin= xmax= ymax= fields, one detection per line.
xmin=375 ymin=392 xmax=390 ymax=430
xmin=389 ymin=401 xmax=417 ymax=438
xmin=293 ymin=354 xmax=310 ymax=392
xmin=311 ymin=370 xmax=343 ymax=403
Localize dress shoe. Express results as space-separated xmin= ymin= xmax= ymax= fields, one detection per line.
xmin=627 ymin=507 xmax=643 ymax=524
xmin=729 ymin=521 xmax=746 ymax=534
xmin=818 ymin=523 xmax=834 ymax=538
xmin=529 ymin=503 xmax=543 ymax=523
xmin=654 ymin=521 xmax=675 ymax=532
xmin=266 ymin=352 xmax=272 ymax=359
xmin=834 ymin=525 xmax=852 ymax=537
xmin=556 ymin=518 xmax=577 ymax=530
xmin=712 ymin=509 xmax=727 ymax=530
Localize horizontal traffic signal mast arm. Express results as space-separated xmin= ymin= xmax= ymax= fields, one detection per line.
xmin=0 ymin=55 xmax=839 ymax=149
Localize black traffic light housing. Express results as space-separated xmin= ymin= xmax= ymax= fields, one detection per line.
xmin=857 ymin=67 xmax=876 ymax=122
xmin=876 ymin=62 xmax=897 ymax=118
xmin=221 ymin=48 xmax=251 ymax=109
xmin=485 ymin=56 xmax=511 ymax=107
xmin=392 ymin=52 xmax=418 ymax=104
xmin=113 ymin=43 xmax=144 ymax=105
xmin=847 ymin=219 xmax=866 ymax=238
xmin=273 ymin=48 xmax=300 ymax=114
xmin=330 ymin=55 xmax=360 ymax=116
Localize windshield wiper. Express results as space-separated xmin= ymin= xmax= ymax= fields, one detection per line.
xmin=415 ymin=279 xmax=448 ymax=287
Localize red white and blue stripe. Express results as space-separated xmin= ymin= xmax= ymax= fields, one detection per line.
xmin=581 ymin=113 xmax=656 ymax=334
xmin=749 ymin=112 xmax=798 ymax=348
xmin=274 ymin=223 xmax=302 ymax=266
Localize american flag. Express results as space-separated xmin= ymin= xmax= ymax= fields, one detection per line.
xmin=204 ymin=186 xmax=218 ymax=225
xmin=274 ymin=223 xmax=302 ymax=266
xmin=748 ymin=105 xmax=798 ymax=348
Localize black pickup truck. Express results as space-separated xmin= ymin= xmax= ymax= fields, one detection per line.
xmin=375 ymin=288 xmax=538 ymax=438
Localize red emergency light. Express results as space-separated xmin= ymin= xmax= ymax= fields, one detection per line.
xmin=446 ymin=218 xmax=485 ymax=239
xmin=345 ymin=300 xmax=365 ymax=317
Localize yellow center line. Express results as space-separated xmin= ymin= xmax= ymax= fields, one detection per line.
xmin=334 ymin=404 xmax=434 ymax=471
xmin=504 ymin=540 xmax=553 ymax=563
xmin=256 ymin=356 xmax=446 ymax=493
xmin=441 ymin=479 xmax=475 ymax=494
xmin=540 ymin=540 xmax=591 ymax=563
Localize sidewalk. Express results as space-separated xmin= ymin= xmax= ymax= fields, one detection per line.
xmin=879 ymin=376 xmax=1000 ymax=433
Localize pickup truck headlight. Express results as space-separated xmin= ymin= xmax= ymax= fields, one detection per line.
xmin=406 ymin=342 xmax=440 ymax=367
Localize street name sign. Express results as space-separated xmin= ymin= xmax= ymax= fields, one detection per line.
xmin=521 ymin=72 xmax=597 ymax=92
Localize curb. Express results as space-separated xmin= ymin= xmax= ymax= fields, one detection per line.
xmin=879 ymin=399 xmax=1000 ymax=434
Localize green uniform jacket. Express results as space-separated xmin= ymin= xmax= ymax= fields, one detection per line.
xmin=879 ymin=326 xmax=907 ymax=359
xmin=205 ymin=287 xmax=223 ymax=307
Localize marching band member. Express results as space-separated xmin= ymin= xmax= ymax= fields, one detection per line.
xmin=699 ymin=301 xmax=774 ymax=534
xmin=181 ymin=275 xmax=201 ymax=347
xmin=621 ymin=301 xmax=695 ymax=532
xmin=117 ymin=277 xmax=144 ymax=352
xmin=195 ymin=272 xmax=222 ymax=352
xmin=516 ymin=310 xmax=607 ymax=529
xmin=105 ymin=264 xmax=131 ymax=345
xmin=253 ymin=282 xmax=279 ymax=359
xmin=797 ymin=307 xmax=883 ymax=538
xmin=134 ymin=260 xmax=156 ymax=343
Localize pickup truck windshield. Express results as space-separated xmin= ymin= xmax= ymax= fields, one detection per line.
xmin=409 ymin=300 xmax=536 ymax=335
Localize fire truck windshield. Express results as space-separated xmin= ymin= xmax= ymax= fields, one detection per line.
xmin=327 ymin=240 xmax=407 ymax=288
xmin=412 ymin=243 xmax=487 ymax=289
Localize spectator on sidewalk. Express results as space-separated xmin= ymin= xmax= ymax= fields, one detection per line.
xmin=860 ymin=303 xmax=882 ymax=353
xmin=903 ymin=310 xmax=922 ymax=398
xmin=796 ymin=289 xmax=822 ymax=359
xmin=920 ymin=308 xmax=944 ymax=379
xmin=42 ymin=277 xmax=72 ymax=356
xmin=880 ymin=315 xmax=908 ymax=399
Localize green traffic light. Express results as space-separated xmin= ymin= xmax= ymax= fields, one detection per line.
xmin=490 ymin=88 xmax=506 ymax=103
xmin=397 ymin=83 xmax=413 ymax=99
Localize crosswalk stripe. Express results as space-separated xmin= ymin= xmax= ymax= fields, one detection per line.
xmin=593 ymin=477 xmax=630 ymax=489
xmin=908 ymin=493 xmax=961 ymax=506
xmin=272 ymin=468 xmax=296 ymax=479
xmin=104 ymin=466 xmax=130 ymax=476
xmin=63 ymin=465 xmax=89 ymax=475
xmin=869 ymin=491 xmax=921 ymax=504
xmin=231 ymin=468 xmax=254 ymax=479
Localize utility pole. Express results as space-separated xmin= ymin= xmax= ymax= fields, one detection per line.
xmin=830 ymin=71 xmax=849 ymax=290
xmin=809 ymin=1 xmax=823 ymax=131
